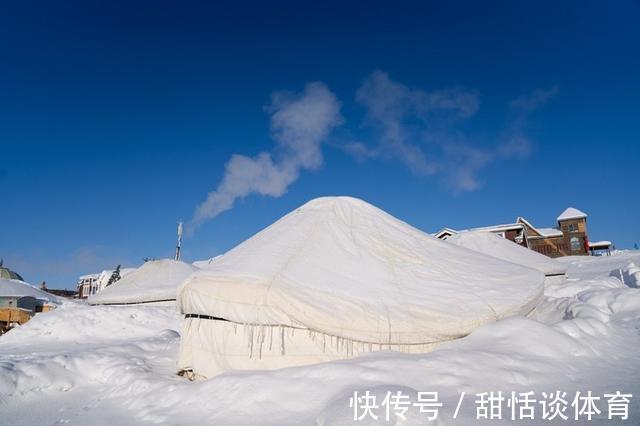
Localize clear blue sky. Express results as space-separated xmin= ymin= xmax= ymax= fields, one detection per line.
xmin=1 ymin=1 xmax=639 ymax=289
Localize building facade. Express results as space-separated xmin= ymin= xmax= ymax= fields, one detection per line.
xmin=76 ymin=267 xmax=135 ymax=299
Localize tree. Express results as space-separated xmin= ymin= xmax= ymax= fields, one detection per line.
xmin=106 ymin=265 xmax=122 ymax=287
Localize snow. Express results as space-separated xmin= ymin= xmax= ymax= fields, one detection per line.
xmin=0 ymin=252 xmax=639 ymax=424
xmin=1 ymin=247 xmax=639 ymax=423
xmin=178 ymin=197 xmax=545 ymax=377
xmin=88 ymin=259 xmax=198 ymax=305
xmin=445 ymin=231 xmax=567 ymax=279
xmin=535 ymin=227 xmax=564 ymax=237
xmin=0 ymin=278 xmax=60 ymax=304
xmin=589 ymin=240 xmax=612 ymax=248
xmin=557 ymin=250 xmax=640 ymax=288
xmin=191 ymin=256 xmax=222 ymax=268
xmin=557 ymin=207 xmax=588 ymax=221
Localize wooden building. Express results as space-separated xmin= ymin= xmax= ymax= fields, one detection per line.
xmin=435 ymin=207 xmax=595 ymax=258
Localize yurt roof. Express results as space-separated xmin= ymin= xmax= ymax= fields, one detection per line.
xmin=179 ymin=197 xmax=545 ymax=345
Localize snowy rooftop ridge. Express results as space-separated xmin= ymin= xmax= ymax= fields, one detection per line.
xmin=557 ymin=207 xmax=587 ymax=222
xmin=536 ymin=227 xmax=563 ymax=237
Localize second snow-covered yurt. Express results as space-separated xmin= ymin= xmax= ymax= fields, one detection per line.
xmin=445 ymin=231 xmax=567 ymax=286
xmin=177 ymin=197 xmax=545 ymax=378
xmin=88 ymin=259 xmax=198 ymax=305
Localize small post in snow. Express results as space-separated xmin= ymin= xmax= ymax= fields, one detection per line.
xmin=175 ymin=221 xmax=183 ymax=261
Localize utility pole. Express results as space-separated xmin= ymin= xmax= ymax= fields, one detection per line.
xmin=175 ymin=221 xmax=183 ymax=261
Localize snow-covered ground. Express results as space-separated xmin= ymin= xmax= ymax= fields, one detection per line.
xmin=1 ymin=252 xmax=639 ymax=425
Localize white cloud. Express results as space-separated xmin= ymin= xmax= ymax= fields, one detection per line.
xmin=348 ymin=71 xmax=555 ymax=192
xmin=500 ymin=86 xmax=558 ymax=159
xmin=189 ymin=82 xmax=342 ymax=232
xmin=353 ymin=70 xmax=483 ymax=189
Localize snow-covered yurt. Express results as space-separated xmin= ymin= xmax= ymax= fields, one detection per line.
xmin=88 ymin=259 xmax=198 ymax=305
xmin=177 ymin=197 xmax=546 ymax=378
xmin=445 ymin=231 xmax=567 ymax=285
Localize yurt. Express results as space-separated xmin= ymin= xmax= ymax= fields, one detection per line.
xmin=88 ymin=259 xmax=198 ymax=305
xmin=445 ymin=231 xmax=567 ymax=286
xmin=177 ymin=197 xmax=545 ymax=378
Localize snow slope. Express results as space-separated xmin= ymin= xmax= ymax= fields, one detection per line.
xmin=88 ymin=259 xmax=198 ymax=305
xmin=445 ymin=231 xmax=567 ymax=277
xmin=557 ymin=250 xmax=640 ymax=288
xmin=0 ymin=253 xmax=639 ymax=425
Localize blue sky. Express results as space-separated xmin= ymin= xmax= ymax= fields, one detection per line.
xmin=1 ymin=1 xmax=639 ymax=289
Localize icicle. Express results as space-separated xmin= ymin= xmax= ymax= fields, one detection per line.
xmin=268 ymin=325 xmax=274 ymax=352
xmin=248 ymin=325 xmax=254 ymax=359
xmin=280 ymin=326 xmax=285 ymax=355
xmin=258 ymin=325 xmax=265 ymax=360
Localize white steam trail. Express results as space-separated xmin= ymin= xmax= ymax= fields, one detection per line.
xmin=188 ymin=82 xmax=342 ymax=233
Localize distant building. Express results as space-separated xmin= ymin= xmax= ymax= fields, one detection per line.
xmin=0 ymin=264 xmax=25 ymax=281
xmin=76 ymin=267 xmax=135 ymax=299
xmin=435 ymin=207 xmax=599 ymax=258
xmin=77 ymin=273 xmax=100 ymax=298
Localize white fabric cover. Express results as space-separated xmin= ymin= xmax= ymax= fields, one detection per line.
xmin=445 ymin=231 xmax=568 ymax=281
xmin=178 ymin=197 xmax=545 ymax=377
xmin=89 ymin=259 xmax=198 ymax=305
xmin=0 ymin=278 xmax=59 ymax=304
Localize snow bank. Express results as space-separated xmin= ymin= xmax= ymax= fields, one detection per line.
xmin=616 ymin=261 xmax=640 ymax=288
xmin=445 ymin=231 xmax=567 ymax=283
xmin=178 ymin=197 xmax=545 ymax=377
xmin=0 ymin=255 xmax=639 ymax=424
xmin=558 ymin=250 xmax=640 ymax=288
xmin=0 ymin=300 xmax=180 ymax=349
xmin=88 ymin=259 xmax=198 ymax=305
xmin=0 ymin=301 xmax=182 ymax=406
xmin=0 ymin=278 xmax=60 ymax=304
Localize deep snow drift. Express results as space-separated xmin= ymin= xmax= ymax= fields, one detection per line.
xmin=178 ymin=197 xmax=545 ymax=377
xmin=0 ymin=252 xmax=639 ymax=425
xmin=88 ymin=259 xmax=198 ymax=305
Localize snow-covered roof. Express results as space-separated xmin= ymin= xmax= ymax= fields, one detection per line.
xmin=88 ymin=259 xmax=198 ymax=305
xmin=192 ymin=256 xmax=223 ymax=269
xmin=435 ymin=223 xmax=523 ymax=239
xmin=557 ymin=207 xmax=587 ymax=222
xmin=589 ymin=241 xmax=612 ymax=249
xmin=0 ymin=278 xmax=59 ymax=303
xmin=468 ymin=223 xmax=523 ymax=233
xmin=446 ymin=231 xmax=567 ymax=277
xmin=433 ymin=227 xmax=458 ymax=238
xmin=536 ymin=227 xmax=564 ymax=238
xmin=179 ymin=196 xmax=545 ymax=346
xmin=78 ymin=273 xmax=99 ymax=281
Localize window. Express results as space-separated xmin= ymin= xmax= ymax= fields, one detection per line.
xmin=568 ymin=223 xmax=578 ymax=233
xmin=570 ymin=236 xmax=581 ymax=251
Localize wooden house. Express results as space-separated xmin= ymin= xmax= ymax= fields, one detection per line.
xmin=435 ymin=207 xmax=593 ymax=258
